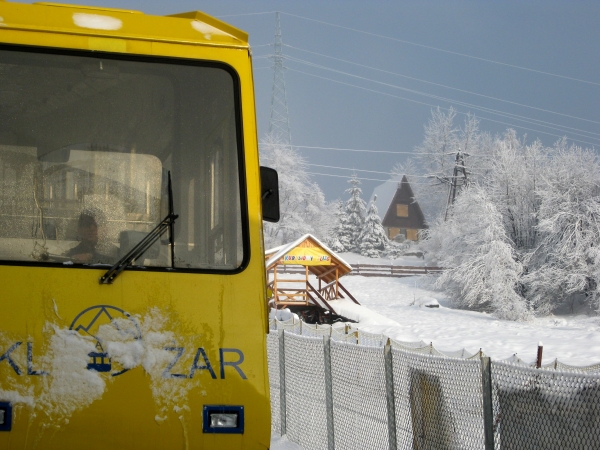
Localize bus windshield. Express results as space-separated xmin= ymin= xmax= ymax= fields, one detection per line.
xmin=0 ymin=47 xmax=245 ymax=271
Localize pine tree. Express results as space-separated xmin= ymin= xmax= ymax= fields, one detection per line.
xmin=344 ymin=174 xmax=367 ymax=252
xmin=359 ymin=196 xmax=388 ymax=257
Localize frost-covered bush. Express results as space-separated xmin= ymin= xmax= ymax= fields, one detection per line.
xmin=423 ymin=186 xmax=529 ymax=320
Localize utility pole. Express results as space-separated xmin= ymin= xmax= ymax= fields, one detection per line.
xmin=444 ymin=150 xmax=469 ymax=221
xmin=269 ymin=12 xmax=292 ymax=148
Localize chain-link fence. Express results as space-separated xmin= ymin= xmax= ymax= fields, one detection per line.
xmin=268 ymin=320 xmax=600 ymax=449
xmin=491 ymin=361 xmax=600 ymax=450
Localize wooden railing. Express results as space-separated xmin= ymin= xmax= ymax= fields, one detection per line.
xmin=351 ymin=263 xmax=443 ymax=277
xmin=267 ymin=264 xmax=443 ymax=278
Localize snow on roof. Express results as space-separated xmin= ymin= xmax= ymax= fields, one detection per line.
xmin=265 ymin=233 xmax=352 ymax=272
xmin=369 ymin=176 xmax=403 ymax=220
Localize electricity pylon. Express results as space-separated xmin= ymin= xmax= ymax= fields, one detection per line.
xmin=268 ymin=12 xmax=292 ymax=148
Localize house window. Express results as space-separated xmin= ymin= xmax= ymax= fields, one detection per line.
xmin=407 ymin=229 xmax=419 ymax=241
xmin=396 ymin=204 xmax=409 ymax=217
xmin=388 ymin=227 xmax=400 ymax=238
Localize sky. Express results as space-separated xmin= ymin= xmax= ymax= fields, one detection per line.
xmin=11 ymin=0 xmax=600 ymax=201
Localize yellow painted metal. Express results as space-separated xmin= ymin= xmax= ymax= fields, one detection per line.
xmin=0 ymin=1 xmax=270 ymax=449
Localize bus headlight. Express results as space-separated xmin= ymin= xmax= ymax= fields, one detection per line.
xmin=210 ymin=413 xmax=237 ymax=428
xmin=203 ymin=405 xmax=244 ymax=434
xmin=0 ymin=402 xmax=12 ymax=431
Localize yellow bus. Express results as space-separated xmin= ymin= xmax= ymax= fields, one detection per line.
xmin=0 ymin=1 xmax=278 ymax=448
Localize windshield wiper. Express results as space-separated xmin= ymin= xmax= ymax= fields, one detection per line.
xmin=100 ymin=171 xmax=178 ymax=285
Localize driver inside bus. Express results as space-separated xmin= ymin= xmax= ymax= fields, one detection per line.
xmin=65 ymin=210 xmax=117 ymax=264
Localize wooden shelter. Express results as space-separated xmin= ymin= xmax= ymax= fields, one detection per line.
xmin=381 ymin=175 xmax=428 ymax=241
xmin=265 ymin=234 xmax=359 ymax=323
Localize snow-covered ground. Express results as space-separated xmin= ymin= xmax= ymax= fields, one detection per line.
xmin=324 ymin=252 xmax=599 ymax=366
xmin=334 ymin=275 xmax=600 ymax=366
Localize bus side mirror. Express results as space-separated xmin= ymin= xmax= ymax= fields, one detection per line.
xmin=260 ymin=166 xmax=280 ymax=223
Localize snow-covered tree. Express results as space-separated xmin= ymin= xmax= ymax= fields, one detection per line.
xmin=422 ymin=185 xmax=529 ymax=320
xmin=413 ymin=107 xmax=458 ymax=222
xmin=327 ymin=199 xmax=348 ymax=253
xmin=524 ymin=145 xmax=600 ymax=314
xmin=359 ymin=196 xmax=388 ymax=257
xmin=259 ymin=133 xmax=330 ymax=247
xmin=342 ymin=174 xmax=367 ymax=252
xmin=486 ymin=130 xmax=547 ymax=251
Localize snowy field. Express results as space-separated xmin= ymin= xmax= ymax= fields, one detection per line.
xmin=270 ymin=255 xmax=600 ymax=448
xmin=335 ymin=275 xmax=600 ymax=366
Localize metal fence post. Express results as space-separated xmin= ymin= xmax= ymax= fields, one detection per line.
xmin=278 ymin=329 xmax=287 ymax=436
xmin=481 ymin=356 xmax=494 ymax=450
xmin=323 ymin=336 xmax=335 ymax=450
xmin=384 ymin=343 xmax=397 ymax=450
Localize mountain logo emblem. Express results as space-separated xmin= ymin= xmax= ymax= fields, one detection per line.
xmin=69 ymin=305 xmax=141 ymax=376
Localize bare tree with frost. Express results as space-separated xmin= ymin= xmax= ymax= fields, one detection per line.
xmin=413 ymin=107 xmax=458 ymax=221
xmin=524 ymin=145 xmax=600 ymax=314
xmin=487 ymin=131 xmax=548 ymax=251
xmin=259 ymin=133 xmax=330 ymax=247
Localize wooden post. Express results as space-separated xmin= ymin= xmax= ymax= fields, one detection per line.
xmin=323 ymin=336 xmax=335 ymax=450
xmin=481 ymin=357 xmax=494 ymax=450
xmin=335 ymin=267 xmax=339 ymax=299
xmin=536 ymin=342 xmax=543 ymax=368
xmin=278 ymin=330 xmax=287 ymax=435
xmin=305 ymin=265 xmax=309 ymax=304
xmin=384 ymin=342 xmax=397 ymax=450
xmin=273 ymin=264 xmax=278 ymax=305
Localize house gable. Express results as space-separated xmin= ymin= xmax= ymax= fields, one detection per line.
xmin=382 ymin=175 xmax=428 ymax=233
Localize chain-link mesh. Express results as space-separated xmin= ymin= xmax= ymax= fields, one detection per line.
xmin=277 ymin=317 xmax=302 ymax=334
xmin=491 ymin=361 xmax=600 ymax=449
xmin=269 ymin=318 xmax=278 ymax=331
xmin=331 ymin=327 xmax=358 ymax=344
xmin=392 ymin=348 xmax=485 ymax=449
xmin=283 ymin=332 xmax=328 ymax=450
xmin=467 ymin=350 xmax=487 ymax=360
xmin=547 ymin=359 xmax=600 ymax=374
xmin=329 ymin=340 xmax=389 ymax=450
xmin=500 ymin=354 xmax=531 ymax=366
xmin=302 ymin=323 xmax=332 ymax=338
xmin=389 ymin=338 xmax=428 ymax=350
xmin=358 ymin=329 xmax=385 ymax=347
xmin=441 ymin=348 xmax=481 ymax=359
xmin=267 ymin=331 xmax=281 ymax=435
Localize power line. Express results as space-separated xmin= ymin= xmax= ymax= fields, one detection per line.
xmin=279 ymin=12 xmax=600 ymax=87
xmin=282 ymin=43 xmax=600 ymax=129
xmin=308 ymin=163 xmax=418 ymax=177
xmin=283 ymin=55 xmax=600 ymax=141
xmin=295 ymin=145 xmax=486 ymax=157
xmin=306 ymin=171 xmax=434 ymax=185
xmin=306 ymin=163 xmax=487 ymax=178
xmin=287 ymin=68 xmax=599 ymax=148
